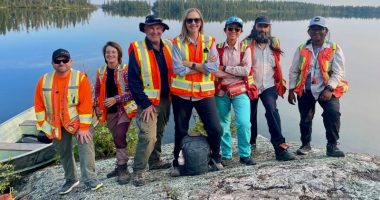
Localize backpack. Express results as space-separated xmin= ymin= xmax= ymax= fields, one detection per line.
xmin=180 ymin=135 xmax=210 ymax=175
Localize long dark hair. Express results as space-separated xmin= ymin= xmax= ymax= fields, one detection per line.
xmin=246 ymin=25 xmax=283 ymax=54
xmin=102 ymin=41 xmax=123 ymax=64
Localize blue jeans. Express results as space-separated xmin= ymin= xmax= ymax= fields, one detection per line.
xmin=297 ymin=90 xmax=341 ymax=145
xmin=250 ymin=86 xmax=286 ymax=148
xmin=171 ymin=95 xmax=222 ymax=167
xmin=216 ymin=93 xmax=251 ymax=159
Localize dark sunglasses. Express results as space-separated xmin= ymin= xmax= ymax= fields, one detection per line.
xmin=53 ymin=58 xmax=70 ymax=64
xmin=186 ymin=18 xmax=201 ymax=24
xmin=309 ymin=26 xmax=325 ymax=32
xmin=227 ymin=27 xmax=241 ymax=32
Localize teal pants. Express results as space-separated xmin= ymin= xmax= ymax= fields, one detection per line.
xmin=215 ymin=93 xmax=251 ymax=159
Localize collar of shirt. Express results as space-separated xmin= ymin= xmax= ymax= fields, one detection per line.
xmin=223 ymin=40 xmax=239 ymax=51
xmin=144 ymin=37 xmax=164 ymax=51
xmin=186 ymin=34 xmax=199 ymax=45
xmin=305 ymin=41 xmax=331 ymax=52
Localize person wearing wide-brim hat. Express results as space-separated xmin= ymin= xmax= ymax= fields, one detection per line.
xmin=127 ymin=14 xmax=173 ymax=186
xmin=288 ymin=16 xmax=349 ymax=157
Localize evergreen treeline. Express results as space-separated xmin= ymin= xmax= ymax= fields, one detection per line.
xmin=0 ymin=8 xmax=93 ymax=35
xmin=152 ymin=0 xmax=380 ymax=22
xmin=102 ymin=0 xmax=151 ymax=17
xmin=0 ymin=0 xmax=95 ymax=9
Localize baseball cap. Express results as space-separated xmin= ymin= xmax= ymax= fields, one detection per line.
xmin=309 ymin=16 xmax=327 ymax=28
xmin=254 ymin=16 xmax=271 ymax=25
xmin=225 ymin=16 xmax=243 ymax=28
xmin=52 ymin=48 xmax=70 ymax=60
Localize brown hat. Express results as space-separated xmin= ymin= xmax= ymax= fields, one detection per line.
xmin=139 ymin=15 xmax=169 ymax=33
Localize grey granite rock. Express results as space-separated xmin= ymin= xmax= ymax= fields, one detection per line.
xmin=15 ymin=135 xmax=380 ymax=200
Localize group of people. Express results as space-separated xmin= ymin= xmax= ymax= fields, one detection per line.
xmin=34 ymin=8 xmax=348 ymax=195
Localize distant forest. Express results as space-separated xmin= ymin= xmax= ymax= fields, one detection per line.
xmin=102 ymin=0 xmax=380 ymax=21
xmin=0 ymin=0 xmax=95 ymax=8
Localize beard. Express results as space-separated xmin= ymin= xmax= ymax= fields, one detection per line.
xmin=253 ymin=30 xmax=270 ymax=44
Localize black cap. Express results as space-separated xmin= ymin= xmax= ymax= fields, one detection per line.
xmin=139 ymin=15 xmax=169 ymax=33
xmin=52 ymin=48 xmax=70 ymax=60
xmin=254 ymin=16 xmax=271 ymax=25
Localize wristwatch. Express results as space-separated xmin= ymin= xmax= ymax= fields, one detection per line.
xmin=326 ymin=85 xmax=334 ymax=92
xmin=191 ymin=63 xmax=196 ymax=70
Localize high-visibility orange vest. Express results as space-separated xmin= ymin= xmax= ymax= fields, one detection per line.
xmin=242 ymin=37 xmax=287 ymax=97
xmin=293 ymin=42 xmax=349 ymax=97
xmin=128 ymin=39 xmax=173 ymax=105
xmin=96 ymin=64 xmax=137 ymax=123
xmin=35 ymin=69 xmax=92 ymax=140
xmin=215 ymin=42 xmax=257 ymax=97
xmin=170 ymin=34 xmax=216 ymax=98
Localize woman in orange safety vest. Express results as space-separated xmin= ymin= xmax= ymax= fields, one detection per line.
xmin=94 ymin=41 xmax=136 ymax=185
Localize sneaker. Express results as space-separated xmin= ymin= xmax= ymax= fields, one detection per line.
xmin=170 ymin=167 xmax=181 ymax=177
xmin=210 ymin=158 xmax=224 ymax=171
xmin=132 ymin=172 xmax=146 ymax=187
xmin=58 ymin=180 xmax=79 ymax=195
xmin=149 ymin=159 xmax=172 ymax=170
xmin=296 ymin=144 xmax=312 ymax=155
xmin=239 ymin=157 xmax=256 ymax=166
xmin=221 ymin=157 xmax=233 ymax=167
xmin=85 ymin=180 xmax=103 ymax=191
xmin=326 ymin=143 xmax=345 ymax=157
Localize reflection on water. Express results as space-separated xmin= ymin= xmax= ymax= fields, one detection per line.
xmin=2 ymin=0 xmax=380 ymax=36
xmin=1 ymin=2 xmax=380 ymax=156
xmin=0 ymin=8 xmax=94 ymax=35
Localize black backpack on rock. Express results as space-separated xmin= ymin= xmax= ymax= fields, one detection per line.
xmin=180 ymin=134 xmax=210 ymax=175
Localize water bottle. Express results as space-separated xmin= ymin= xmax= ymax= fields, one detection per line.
xmin=178 ymin=150 xmax=185 ymax=166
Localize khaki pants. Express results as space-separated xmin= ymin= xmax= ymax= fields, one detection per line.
xmin=132 ymin=96 xmax=170 ymax=173
xmin=53 ymin=128 xmax=96 ymax=182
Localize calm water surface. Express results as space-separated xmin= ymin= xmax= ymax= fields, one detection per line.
xmin=1 ymin=6 xmax=379 ymax=156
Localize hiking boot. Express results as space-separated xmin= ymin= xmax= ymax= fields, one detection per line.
xmin=58 ymin=179 xmax=79 ymax=195
xmin=275 ymin=143 xmax=296 ymax=161
xmin=170 ymin=167 xmax=181 ymax=177
xmin=326 ymin=143 xmax=345 ymax=157
xmin=296 ymin=144 xmax=312 ymax=155
xmin=117 ymin=164 xmax=130 ymax=185
xmin=210 ymin=158 xmax=224 ymax=171
xmin=132 ymin=172 xmax=146 ymax=187
xmin=107 ymin=165 xmax=119 ymax=178
xmin=149 ymin=159 xmax=172 ymax=170
xmin=85 ymin=180 xmax=103 ymax=191
xmin=251 ymin=143 xmax=257 ymax=153
xmin=239 ymin=157 xmax=256 ymax=166
xmin=221 ymin=157 xmax=233 ymax=167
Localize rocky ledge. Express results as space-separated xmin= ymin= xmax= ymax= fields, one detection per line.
xmin=15 ymin=135 xmax=380 ymax=200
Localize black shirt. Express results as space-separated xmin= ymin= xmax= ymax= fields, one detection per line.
xmin=106 ymin=67 xmax=118 ymax=113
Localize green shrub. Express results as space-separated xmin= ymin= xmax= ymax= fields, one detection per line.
xmin=0 ymin=163 xmax=19 ymax=194
xmin=72 ymin=120 xmax=138 ymax=161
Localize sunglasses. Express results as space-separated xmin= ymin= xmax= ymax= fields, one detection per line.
xmin=53 ymin=58 xmax=70 ymax=64
xmin=309 ymin=26 xmax=325 ymax=32
xmin=186 ymin=18 xmax=201 ymax=24
xmin=227 ymin=27 xmax=241 ymax=32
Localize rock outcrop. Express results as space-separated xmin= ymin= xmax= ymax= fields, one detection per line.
xmin=16 ymin=136 xmax=380 ymax=200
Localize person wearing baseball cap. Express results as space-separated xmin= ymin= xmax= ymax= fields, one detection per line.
xmin=288 ymin=16 xmax=348 ymax=157
xmin=214 ymin=16 xmax=256 ymax=166
xmin=242 ymin=16 xmax=295 ymax=161
xmin=128 ymin=15 xmax=172 ymax=186
xmin=34 ymin=49 xmax=103 ymax=194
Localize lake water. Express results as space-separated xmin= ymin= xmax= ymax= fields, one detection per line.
xmin=1 ymin=2 xmax=379 ymax=156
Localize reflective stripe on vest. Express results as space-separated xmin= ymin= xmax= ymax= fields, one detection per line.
xmin=97 ymin=64 xmax=137 ymax=119
xmin=40 ymin=69 xmax=82 ymax=138
xmin=171 ymin=35 xmax=215 ymax=96
xmin=294 ymin=42 xmax=348 ymax=97
xmin=133 ymin=40 xmax=159 ymax=99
